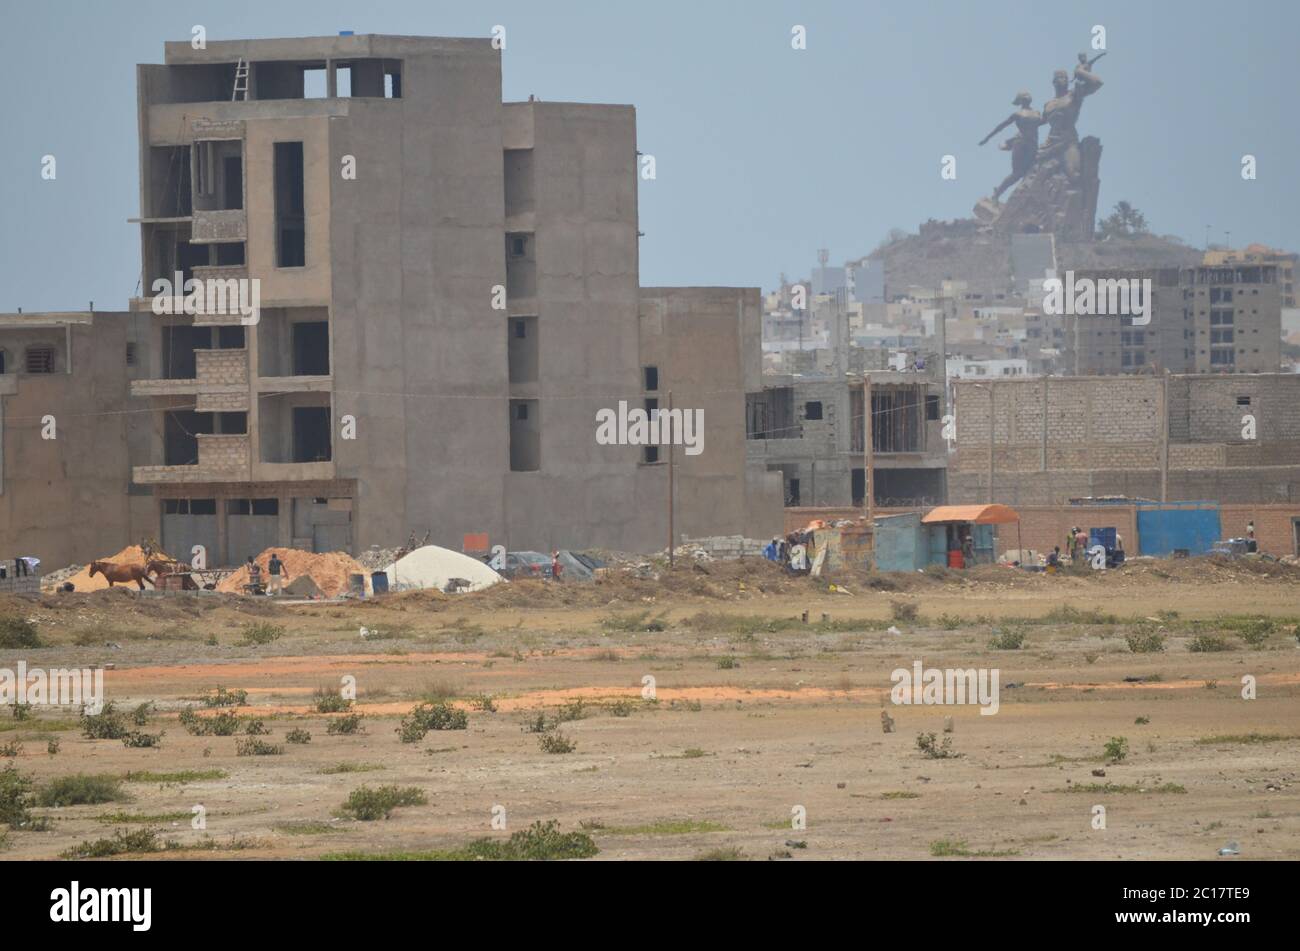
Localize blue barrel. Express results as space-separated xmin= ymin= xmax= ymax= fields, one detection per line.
xmin=370 ymin=571 xmax=389 ymax=595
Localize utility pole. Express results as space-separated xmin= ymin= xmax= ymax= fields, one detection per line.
xmin=667 ymin=390 xmax=675 ymax=567
xmin=1159 ymin=371 xmax=1169 ymax=504
xmin=987 ymin=382 xmax=995 ymax=504
xmin=863 ymin=376 xmax=874 ymax=524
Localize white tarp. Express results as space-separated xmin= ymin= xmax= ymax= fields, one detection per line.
xmin=383 ymin=545 xmax=504 ymax=593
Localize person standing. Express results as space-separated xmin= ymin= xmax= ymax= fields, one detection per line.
xmin=247 ymin=556 xmax=262 ymax=593
xmin=267 ymin=552 xmax=287 ymax=596
xmin=551 ymin=551 xmax=563 ymax=581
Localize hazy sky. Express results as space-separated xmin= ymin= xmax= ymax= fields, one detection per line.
xmin=2 ymin=0 xmax=1296 ymax=310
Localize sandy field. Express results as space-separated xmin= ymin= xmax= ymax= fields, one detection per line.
xmin=1 ymin=556 xmax=1297 ymax=861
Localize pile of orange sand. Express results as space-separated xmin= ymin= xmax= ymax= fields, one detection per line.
xmin=217 ymin=548 xmax=369 ymax=598
xmin=63 ymin=546 xmax=153 ymax=592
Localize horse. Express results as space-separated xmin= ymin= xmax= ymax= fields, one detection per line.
xmin=88 ymin=561 xmax=152 ymax=590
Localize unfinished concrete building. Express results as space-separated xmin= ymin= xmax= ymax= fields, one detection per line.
xmin=1063 ymin=264 xmax=1282 ymax=375
xmin=1 ymin=34 xmax=782 ymax=567
xmin=949 ymin=373 xmax=1300 ymax=510
xmin=746 ymin=370 xmax=947 ymax=508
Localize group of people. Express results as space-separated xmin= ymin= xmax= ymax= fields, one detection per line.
xmin=1044 ymin=525 xmax=1125 ymax=572
xmin=245 ymin=552 xmax=287 ymax=595
xmin=763 ymin=532 xmax=812 ymax=574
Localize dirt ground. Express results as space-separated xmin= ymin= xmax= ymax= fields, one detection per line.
xmin=2 ymin=556 xmax=1298 ymax=861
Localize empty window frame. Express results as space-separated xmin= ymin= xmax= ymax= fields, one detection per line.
xmin=274 ymin=142 xmax=306 ymax=267
xmin=291 ymin=406 xmax=332 ymax=462
xmin=643 ymin=366 xmax=659 ymax=391
xmin=805 ymin=401 xmax=824 ymax=421
xmin=291 ymin=321 xmax=330 ymax=376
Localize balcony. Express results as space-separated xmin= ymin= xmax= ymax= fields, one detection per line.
xmin=131 ymin=348 xmax=248 ymax=401
xmin=192 ymin=209 xmax=246 ymax=243
xmin=133 ymin=434 xmax=251 ymax=484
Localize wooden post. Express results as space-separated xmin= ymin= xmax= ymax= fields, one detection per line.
xmin=667 ymin=389 xmax=675 ymax=567
xmin=987 ymin=382 xmax=995 ymax=504
xmin=863 ymin=376 xmax=874 ymax=524
xmin=1159 ymin=371 xmax=1169 ymax=504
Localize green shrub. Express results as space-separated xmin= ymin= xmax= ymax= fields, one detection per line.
xmin=201 ymin=686 xmax=247 ymax=708
xmin=0 ymin=765 xmax=40 ymax=829
xmin=463 ymin=820 xmax=597 ymax=860
xmin=0 ymin=741 xmax=21 ymax=757
xmin=285 ymin=728 xmax=312 ymax=744
xmin=313 ymin=689 xmax=353 ymax=714
xmin=10 ymin=703 xmax=33 ymax=722
xmin=396 ymin=702 xmax=467 ymax=743
xmin=472 ymin=695 xmax=498 ymax=713
xmin=988 ymin=628 xmax=1026 ymax=650
xmin=179 ymin=709 xmax=244 ymax=736
xmin=1104 ymin=736 xmax=1129 ymax=763
xmin=1236 ymin=618 xmax=1274 ymax=647
xmin=1188 ymin=634 xmax=1232 ymax=653
xmin=716 ymin=657 xmax=739 ymax=669
xmin=0 ymin=616 xmax=41 ymax=649
xmin=239 ymin=623 xmax=284 ymax=646
xmin=122 ymin=731 xmax=164 ymax=749
xmin=554 ymin=699 xmax=588 ymax=723
xmin=539 ymin=732 xmax=576 ymax=754
xmin=80 ymin=702 xmax=130 ymax=740
xmin=130 ymin=702 xmax=155 ymax=726
xmin=521 ymin=712 xmax=549 ymax=734
xmin=326 ymin=714 xmax=365 ymax=736
xmin=602 ymin=610 xmax=668 ymax=633
xmin=37 ymin=773 xmax=127 ymax=807
xmin=1125 ymin=627 xmax=1166 ymax=653
xmin=61 ymin=828 xmax=164 ymax=859
xmin=235 ymin=738 xmax=283 ymax=756
xmin=339 ymin=785 xmax=427 ymax=821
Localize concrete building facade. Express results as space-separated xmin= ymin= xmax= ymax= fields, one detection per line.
xmin=1063 ymin=264 xmax=1282 ymax=375
xmin=0 ymin=34 xmax=781 ymax=567
xmin=746 ymin=370 xmax=947 ymax=508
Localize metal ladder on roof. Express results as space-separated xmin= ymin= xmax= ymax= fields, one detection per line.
xmin=231 ymin=58 xmax=249 ymax=101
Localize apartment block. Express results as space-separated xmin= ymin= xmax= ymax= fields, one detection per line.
xmin=1063 ymin=264 xmax=1282 ymax=375
xmin=0 ymin=35 xmax=781 ymax=567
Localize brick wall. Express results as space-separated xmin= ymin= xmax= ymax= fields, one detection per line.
xmin=0 ymin=574 xmax=39 ymax=595
xmin=196 ymin=348 xmax=248 ymax=387
xmin=1221 ymin=504 xmax=1300 ymax=555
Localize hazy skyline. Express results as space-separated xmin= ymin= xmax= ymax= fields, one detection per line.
xmin=2 ymin=0 xmax=1296 ymax=310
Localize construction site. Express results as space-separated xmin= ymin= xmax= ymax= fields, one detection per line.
xmin=0 ymin=17 xmax=1297 ymax=893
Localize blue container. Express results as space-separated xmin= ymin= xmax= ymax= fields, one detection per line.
xmin=370 ymin=571 xmax=389 ymax=595
xmin=1089 ymin=527 xmax=1117 ymax=550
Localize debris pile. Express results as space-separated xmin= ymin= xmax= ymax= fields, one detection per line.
xmin=218 ymin=549 xmax=368 ymax=598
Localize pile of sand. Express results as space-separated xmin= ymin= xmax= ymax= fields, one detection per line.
xmin=217 ymin=548 xmax=368 ymax=598
xmin=63 ymin=546 xmax=153 ymax=592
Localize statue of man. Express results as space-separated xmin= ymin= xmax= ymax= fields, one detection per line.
xmin=1040 ymin=61 xmax=1103 ymax=180
xmin=979 ymin=91 xmax=1045 ymax=201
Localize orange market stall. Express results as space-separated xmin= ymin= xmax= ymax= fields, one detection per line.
xmin=920 ymin=504 xmax=1021 ymax=569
